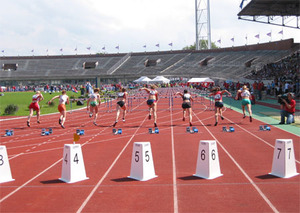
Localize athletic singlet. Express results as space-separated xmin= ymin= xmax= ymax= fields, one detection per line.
xmin=32 ymin=94 xmax=42 ymax=103
xmin=90 ymin=93 xmax=98 ymax=99
xmin=214 ymin=91 xmax=222 ymax=102
xmin=118 ymin=92 xmax=125 ymax=98
xmin=59 ymin=95 xmax=68 ymax=105
xmin=149 ymin=90 xmax=156 ymax=95
xmin=183 ymin=93 xmax=191 ymax=101
xmin=241 ymin=90 xmax=250 ymax=98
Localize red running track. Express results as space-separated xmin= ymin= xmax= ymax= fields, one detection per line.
xmin=0 ymin=88 xmax=299 ymax=212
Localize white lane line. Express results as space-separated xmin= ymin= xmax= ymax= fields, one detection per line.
xmin=193 ymin=113 xmax=279 ymax=213
xmin=170 ymin=107 xmax=178 ymax=213
xmin=76 ymin=116 xmax=147 ymax=213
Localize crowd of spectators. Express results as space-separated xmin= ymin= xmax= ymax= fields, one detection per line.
xmin=246 ymin=50 xmax=299 ymax=97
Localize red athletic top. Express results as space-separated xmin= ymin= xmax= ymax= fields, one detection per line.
xmin=214 ymin=91 xmax=223 ymax=102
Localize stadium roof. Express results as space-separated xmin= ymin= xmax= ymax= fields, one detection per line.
xmin=238 ymin=0 xmax=300 ymax=29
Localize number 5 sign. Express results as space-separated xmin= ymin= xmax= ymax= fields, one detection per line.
xmin=0 ymin=146 xmax=14 ymax=183
xmin=60 ymin=144 xmax=89 ymax=183
xmin=194 ymin=140 xmax=223 ymax=179
xmin=270 ymin=139 xmax=299 ymax=178
xmin=128 ymin=142 xmax=157 ymax=181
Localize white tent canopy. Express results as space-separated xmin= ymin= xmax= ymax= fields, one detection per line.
xmin=187 ymin=77 xmax=214 ymax=83
xmin=133 ymin=76 xmax=152 ymax=83
xmin=151 ymin=76 xmax=170 ymax=84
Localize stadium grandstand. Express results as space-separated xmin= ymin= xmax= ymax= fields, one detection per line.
xmin=0 ymin=39 xmax=298 ymax=87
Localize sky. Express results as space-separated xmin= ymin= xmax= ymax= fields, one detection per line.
xmin=0 ymin=0 xmax=299 ymax=56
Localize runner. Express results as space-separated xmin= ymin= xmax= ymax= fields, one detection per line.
xmin=140 ymin=85 xmax=158 ymax=127
xmin=27 ymin=91 xmax=44 ymax=127
xmin=209 ymin=86 xmax=231 ymax=126
xmin=48 ymin=90 xmax=70 ymax=128
xmin=235 ymin=85 xmax=253 ymax=122
xmin=113 ymin=87 xmax=128 ymax=127
xmin=86 ymin=88 xmax=101 ymax=126
xmin=175 ymin=89 xmax=194 ymax=126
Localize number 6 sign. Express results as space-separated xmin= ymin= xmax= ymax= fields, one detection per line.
xmin=129 ymin=142 xmax=157 ymax=181
xmin=194 ymin=140 xmax=223 ymax=179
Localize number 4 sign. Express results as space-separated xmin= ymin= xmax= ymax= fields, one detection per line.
xmin=0 ymin=146 xmax=14 ymax=183
xmin=60 ymin=144 xmax=89 ymax=183
xmin=270 ymin=139 xmax=299 ymax=178
xmin=128 ymin=142 xmax=157 ymax=181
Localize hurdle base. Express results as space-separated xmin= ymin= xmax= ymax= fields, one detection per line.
xmin=127 ymin=175 xmax=157 ymax=182
xmin=269 ymin=172 xmax=299 ymax=179
xmin=193 ymin=173 xmax=223 ymax=180
xmin=0 ymin=178 xmax=15 ymax=184
xmin=59 ymin=177 xmax=89 ymax=184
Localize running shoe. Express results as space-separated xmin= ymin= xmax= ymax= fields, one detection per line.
xmin=122 ymin=118 xmax=125 ymax=122
xmin=148 ymin=114 xmax=151 ymax=120
xmin=189 ymin=122 xmax=193 ymax=126
xmin=89 ymin=113 xmax=93 ymax=118
xmin=27 ymin=121 xmax=30 ymax=127
xmin=250 ymin=116 xmax=252 ymax=122
xmin=154 ymin=123 xmax=157 ymax=127
xmin=221 ymin=116 xmax=224 ymax=120
xmin=214 ymin=122 xmax=218 ymax=126
xmin=61 ymin=124 xmax=65 ymax=129
xmin=59 ymin=119 xmax=61 ymax=125
xmin=113 ymin=121 xmax=117 ymax=127
xmin=183 ymin=117 xmax=185 ymax=121
xmin=243 ymin=114 xmax=246 ymax=119
xmin=37 ymin=121 xmax=41 ymax=124
xmin=93 ymin=122 xmax=97 ymax=126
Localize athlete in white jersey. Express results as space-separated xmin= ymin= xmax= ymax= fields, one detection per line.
xmin=235 ymin=85 xmax=253 ymax=122
xmin=49 ymin=90 xmax=70 ymax=128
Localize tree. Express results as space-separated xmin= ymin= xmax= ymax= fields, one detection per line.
xmin=183 ymin=40 xmax=218 ymax=50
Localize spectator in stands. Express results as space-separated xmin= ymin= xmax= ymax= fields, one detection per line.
xmin=27 ymin=91 xmax=44 ymax=127
xmin=279 ymin=92 xmax=296 ymax=125
xmin=113 ymin=87 xmax=128 ymax=127
xmin=175 ymin=89 xmax=194 ymax=127
xmin=87 ymin=88 xmax=101 ymax=126
xmin=209 ymin=86 xmax=231 ymax=126
xmin=140 ymin=85 xmax=159 ymax=127
xmin=235 ymin=85 xmax=253 ymax=122
xmin=49 ymin=90 xmax=69 ymax=129
xmin=252 ymin=81 xmax=258 ymax=100
xmin=258 ymin=81 xmax=264 ymax=100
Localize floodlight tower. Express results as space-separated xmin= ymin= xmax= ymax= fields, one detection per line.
xmin=195 ymin=0 xmax=211 ymax=50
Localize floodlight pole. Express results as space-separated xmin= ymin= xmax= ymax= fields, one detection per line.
xmin=195 ymin=0 xmax=212 ymax=50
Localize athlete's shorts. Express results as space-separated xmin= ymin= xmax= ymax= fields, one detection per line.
xmin=182 ymin=102 xmax=191 ymax=109
xmin=215 ymin=101 xmax=224 ymax=108
xmin=241 ymin=99 xmax=251 ymax=106
xmin=147 ymin=99 xmax=156 ymax=106
xmin=117 ymin=101 xmax=125 ymax=108
xmin=90 ymin=101 xmax=98 ymax=107
xmin=58 ymin=104 xmax=66 ymax=113
xmin=29 ymin=102 xmax=40 ymax=112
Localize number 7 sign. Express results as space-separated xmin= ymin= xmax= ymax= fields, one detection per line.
xmin=270 ymin=139 xmax=299 ymax=178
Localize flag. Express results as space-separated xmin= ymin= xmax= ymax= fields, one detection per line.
xmin=60 ymin=48 xmax=63 ymax=52
xmin=239 ymin=0 xmax=245 ymax=9
xmin=155 ymin=43 xmax=159 ymax=47
xmin=115 ymin=45 xmax=119 ymax=50
xmin=217 ymin=39 xmax=221 ymax=43
xmin=1 ymin=50 xmax=4 ymax=53
xmin=31 ymin=49 xmax=34 ymax=52
xmin=267 ymin=32 xmax=271 ymax=37
xmin=102 ymin=46 xmax=105 ymax=50
xmin=46 ymin=49 xmax=48 ymax=52
xmin=143 ymin=45 xmax=146 ymax=48
xmin=86 ymin=47 xmax=91 ymax=50
xmin=255 ymin=34 xmax=260 ymax=39
xmin=245 ymin=35 xmax=248 ymax=40
xmin=231 ymin=37 xmax=234 ymax=42
xmin=74 ymin=47 xmax=77 ymax=51
xmin=278 ymin=30 xmax=283 ymax=35
xmin=168 ymin=42 xmax=173 ymax=46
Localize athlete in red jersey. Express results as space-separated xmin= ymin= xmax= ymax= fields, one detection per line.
xmin=27 ymin=91 xmax=44 ymax=127
xmin=209 ymin=86 xmax=231 ymax=126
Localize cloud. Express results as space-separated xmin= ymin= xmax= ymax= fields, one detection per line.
xmin=0 ymin=0 xmax=298 ymax=56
